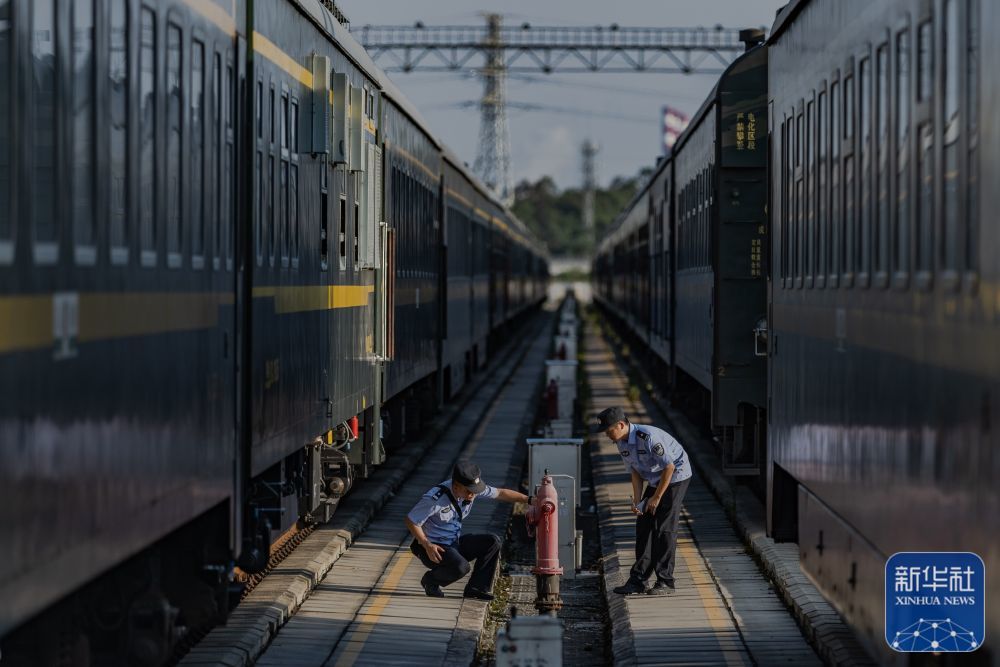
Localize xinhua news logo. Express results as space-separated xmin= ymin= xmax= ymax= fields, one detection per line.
xmin=885 ymin=552 xmax=985 ymax=653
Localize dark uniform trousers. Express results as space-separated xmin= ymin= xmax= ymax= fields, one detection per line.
xmin=630 ymin=478 xmax=691 ymax=585
xmin=410 ymin=533 xmax=502 ymax=592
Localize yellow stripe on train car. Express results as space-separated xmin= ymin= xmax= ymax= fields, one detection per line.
xmin=253 ymin=31 xmax=313 ymax=88
xmin=251 ymin=284 xmax=374 ymax=314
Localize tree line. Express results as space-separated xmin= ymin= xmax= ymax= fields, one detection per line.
xmin=512 ymin=172 xmax=645 ymax=257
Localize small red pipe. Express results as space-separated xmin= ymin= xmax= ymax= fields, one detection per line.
xmin=347 ymin=415 xmax=359 ymax=439
xmin=545 ymin=380 xmax=559 ymax=420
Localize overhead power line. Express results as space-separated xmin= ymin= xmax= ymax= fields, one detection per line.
xmin=436 ymin=99 xmax=651 ymax=124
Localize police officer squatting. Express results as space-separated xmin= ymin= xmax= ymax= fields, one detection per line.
xmin=405 ymin=461 xmax=529 ymax=600
xmin=592 ymin=406 xmax=692 ymax=596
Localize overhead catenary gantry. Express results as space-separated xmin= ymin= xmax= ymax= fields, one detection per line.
xmin=356 ymin=23 xmax=752 ymax=74
xmin=355 ymin=18 xmax=760 ymax=210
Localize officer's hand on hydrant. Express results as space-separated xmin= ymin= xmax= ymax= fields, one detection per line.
xmin=423 ymin=542 xmax=445 ymax=564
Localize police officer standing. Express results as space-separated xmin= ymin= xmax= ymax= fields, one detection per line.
xmin=591 ymin=406 xmax=692 ymax=596
xmin=405 ymin=461 xmax=528 ymax=600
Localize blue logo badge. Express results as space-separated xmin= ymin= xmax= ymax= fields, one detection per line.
xmin=885 ymin=552 xmax=985 ymax=652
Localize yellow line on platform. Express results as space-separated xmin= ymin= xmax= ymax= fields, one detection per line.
xmin=676 ymin=527 xmax=750 ymax=666
xmin=334 ymin=552 xmax=415 ymax=667
xmin=611 ymin=337 xmax=748 ymax=665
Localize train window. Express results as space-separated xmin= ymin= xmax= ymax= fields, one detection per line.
xmin=966 ymin=0 xmax=979 ymax=275
xmin=281 ymin=93 xmax=289 ymax=150
xmin=785 ymin=117 xmax=792 ymax=281
xmin=696 ymin=173 xmax=703 ymax=268
xmin=320 ymin=174 xmax=328 ymax=271
xmin=256 ymin=81 xmax=263 ymax=138
xmin=843 ymin=71 xmax=855 ymax=282
xmin=225 ymin=55 xmax=234 ymax=270
xmin=704 ymin=169 xmax=709 ymax=268
xmin=843 ymin=72 xmax=854 ymax=140
xmin=781 ymin=117 xmax=789 ymax=283
xmin=894 ymin=30 xmax=911 ymax=280
xmin=695 ymin=172 xmax=701 ymax=268
xmin=694 ymin=176 xmax=700 ymax=268
xmin=255 ymin=149 xmax=262 ymax=265
xmin=683 ymin=184 xmax=690 ymax=270
xmin=0 ymin=0 xmax=9 ymax=263
xmin=677 ymin=187 xmax=684 ymax=270
xmin=31 ymin=0 xmax=58 ymax=264
xmin=166 ymin=24 xmax=182 ymax=268
xmin=212 ymin=52 xmax=221 ymax=270
xmin=916 ymin=120 xmax=934 ymax=277
xmin=709 ymin=166 xmax=715 ymax=266
xmin=858 ymin=55 xmax=871 ymax=284
xmin=291 ymin=99 xmax=299 ymax=154
xmin=918 ymin=21 xmax=933 ymax=102
xmin=806 ymin=98 xmax=814 ymax=284
xmin=139 ymin=8 xmax=156 ymax=268
xmin=291 ymin=103 xmax=300 ymax=265
xmin=73 ymin=0 xmax=96 ymax=265
xmin=254 ymin=83 xmax=262 ymax=264
xmin=226 ymin=57 xmax=233 ymax=129
xmin=916 ymin=21 xmax=933 ymax=277
xmin=784 ymin=124 xmax=791 ymax=281
xmin=191 ymin=39 xmax=205 ymax=268
xmin=795 ymin=111 xmax=803 ymax=168
xmin=269 ymin=85 xmax=275 ymax=144
xmin=339 ymin=194 xmax=347 ymax=270
xmin=683 ymin=181 xmax=690 ymax=271
xmin=795 ymin=111 xmax=803 ymax=282
xmin=830 ymin=80 xmax=841 ymax=283
xmin=876 ymin=44 xmax=889 ymax=283
xmin=280 ymin=161 xmax=288 ymax=266
xmin=942 ymin=0 xmax=960 ymax=275
xmin=268 ymin=155 xmax=275 ymax=265
xmin=818 ymin=90 xmax=827 ymax=284
xmin=108 ymin=0 xmax=128 ymax=265
xmin=279 ymin=90 xmax=289 ymax=268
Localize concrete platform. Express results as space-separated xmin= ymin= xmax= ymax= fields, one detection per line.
xmin=181 ymin=313 xmax=549 ymax=667
xmin=247 ymin=318 xmax=550 ymax=667
xmin=584 ymin=319 xmax=824 ymax=667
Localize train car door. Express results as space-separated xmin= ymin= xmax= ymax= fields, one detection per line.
xmin=714 ymin=47 xmax=769 ymax=474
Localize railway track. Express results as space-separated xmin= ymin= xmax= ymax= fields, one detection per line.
xmin=178 ymin=310 xmax=553 ymax=667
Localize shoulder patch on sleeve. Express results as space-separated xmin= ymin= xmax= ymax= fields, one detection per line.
xmin=636 ymin=430 xmax=649 ymax=441
xmin=652 ymin=443 xmax=665 ymax=456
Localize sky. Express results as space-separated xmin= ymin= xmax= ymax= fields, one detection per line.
xmin=339 ymin=0 xmax=787 ymax=190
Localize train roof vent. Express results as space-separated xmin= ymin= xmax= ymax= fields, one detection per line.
xmin=320 ymin=1 xmax=350 ymax=28
xmin=739 ymin=28 xmax=765 ymax=51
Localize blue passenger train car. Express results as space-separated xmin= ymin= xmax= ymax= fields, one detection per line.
xmin=596 ymin=0 xmax=999 ymax=661
xmin=768 ymin=0 xmax=998 ymax=660
xmin=594 ymin=31 xmax=769 ymax=475
xmin=0 ymin=0 xmax=547 ymax=662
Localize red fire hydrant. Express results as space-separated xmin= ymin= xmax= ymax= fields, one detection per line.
xmin=526 ymin=475 xmax=563 ymax=612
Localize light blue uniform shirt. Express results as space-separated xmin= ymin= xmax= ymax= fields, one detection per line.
xmin=407 ymin=479 xmax=499 ymax=545
xmin=616 ymin=423 xmax=692 ymax=486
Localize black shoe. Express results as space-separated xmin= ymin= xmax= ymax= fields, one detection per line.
xmin=646 ymin=581 xmax=675 ymax=596
xmin=613 ymin=578 xmax=647 ymax=595
xmin=463 ymin=587 xmax=495 ymax=601
xmin=421 ymin=572 xmax=445 ymax=598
